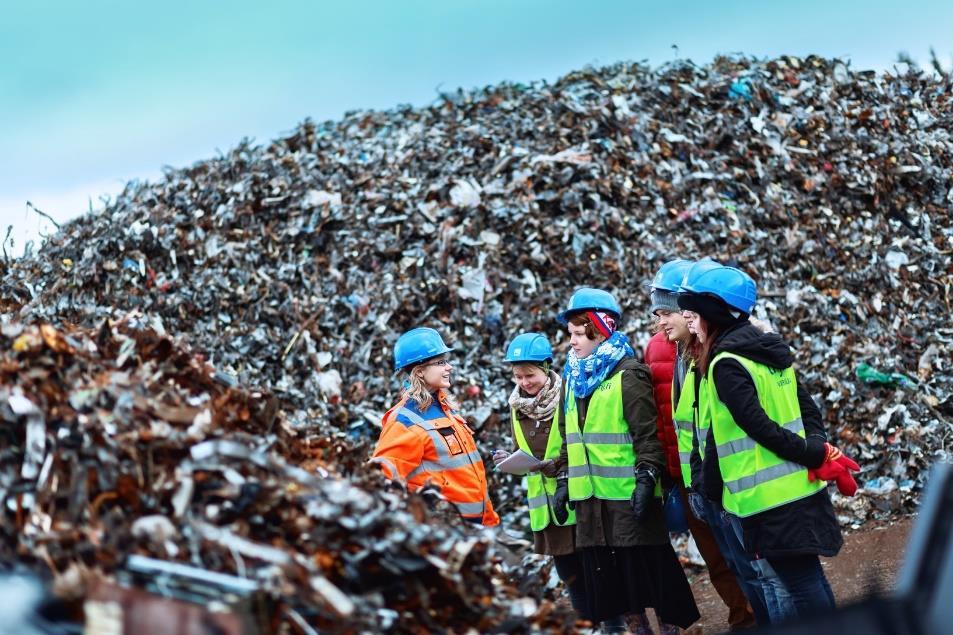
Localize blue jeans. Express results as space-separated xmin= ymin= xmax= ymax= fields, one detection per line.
xmin=751 ymin=557 xmax=797 ymax=623
xmin=723 ymin=513 xmax=797 ymax=624
xmin=766 ymin=555 xmax=837 ymax=616
xmin=698 ymin=498 xmax=770 ymax=626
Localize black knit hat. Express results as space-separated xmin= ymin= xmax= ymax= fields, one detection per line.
xmin=677 ymin=292 xmax=749 ymax=328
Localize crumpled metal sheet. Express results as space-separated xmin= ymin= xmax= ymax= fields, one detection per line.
xmin=1 ymin=54 xmax=952 ymax=628
xmin=0 ymin=319 xmax=575 ymax=632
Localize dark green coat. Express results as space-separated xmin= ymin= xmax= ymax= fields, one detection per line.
xmin=558 ymin=357 xmax=668 ymax=548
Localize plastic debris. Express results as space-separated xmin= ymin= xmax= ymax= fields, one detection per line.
xmin=856 ymin=363 xmax=918 ymax=388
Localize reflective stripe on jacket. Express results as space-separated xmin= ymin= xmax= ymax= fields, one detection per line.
xmin=371 ymin=393 xmax=500 ymax=526
xmin=707 ymin=352 xmax=825 ymax=518
xmin=565 ymin=371 xmax=660 ymax=501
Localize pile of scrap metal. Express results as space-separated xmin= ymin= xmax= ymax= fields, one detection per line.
xmin=0 ymin=319 xmax=576 ymax=633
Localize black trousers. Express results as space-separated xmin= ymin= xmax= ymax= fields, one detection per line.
xmin=553 ymin=552 xmax=586 ymax=612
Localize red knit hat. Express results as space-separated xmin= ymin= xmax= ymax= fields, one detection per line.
xmin=585 ymin=310 xmax=616 ymax=339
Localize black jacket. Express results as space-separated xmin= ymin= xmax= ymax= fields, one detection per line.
xmin=695 ymin=322 xmax=843 ymax=558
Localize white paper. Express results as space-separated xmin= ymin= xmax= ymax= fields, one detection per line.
xmin=496 ymin=450 xmax=542 ymax=475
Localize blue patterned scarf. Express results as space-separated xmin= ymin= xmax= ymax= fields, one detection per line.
xmin=564 ymin=331 xmax=636 ymax=399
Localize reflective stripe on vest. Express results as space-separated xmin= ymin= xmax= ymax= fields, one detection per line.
xmin=673 ymin=362 xmax=697 ymax=487
xmin=707 ymin=352 xmax=825 ymax=518
xmin=716 ymin=418 xmax=804 ymax=458
xmin=511 ymin=408 xmax=575 ymax=531
xmin=565 ymin=370 xmax=660 ymax=501
xmin=696 ymin=373 xmax=713 ymax=460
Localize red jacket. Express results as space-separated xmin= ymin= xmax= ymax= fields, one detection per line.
xmin=643 ymin=331 xmax=682 ymax=482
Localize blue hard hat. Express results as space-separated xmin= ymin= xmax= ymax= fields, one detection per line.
xmin=557 ymin=288 xmax=622 ymax=324
xmin=504 ymin=333 xmax=553 ymax=364
xmin=677 ymin=259 xmax=721 ymax=293
xmin=393 ymin=327 xmax=454 ymax=371
xmin=650 ymin=259 xmax=693 ymax=292
xmin=679 ymin=262 xmax=757 ymax=315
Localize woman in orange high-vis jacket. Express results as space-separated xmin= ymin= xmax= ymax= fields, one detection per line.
xmin=370 ymin=327 xmax=500 ymax=526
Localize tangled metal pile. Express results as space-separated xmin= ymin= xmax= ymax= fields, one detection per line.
xmin=0 ymin=318 xmax=573 ymax=632
xmin=1 ymin=55 xmax=951 ymax=628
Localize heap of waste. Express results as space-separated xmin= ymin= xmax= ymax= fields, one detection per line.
xmin=1 ymin=55 xmax=951 ymax=629
xmin=0 ymin=318 xmax=572 ymax=632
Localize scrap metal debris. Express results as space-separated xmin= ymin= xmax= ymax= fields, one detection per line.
xmin=0 ymin=318 xmax=577 ymax=632
xmin=1 ymin=54 xmax=952 ymax=630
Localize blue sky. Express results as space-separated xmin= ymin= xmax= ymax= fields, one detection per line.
xmin=2 ymin=0 xmax=951 ymax=253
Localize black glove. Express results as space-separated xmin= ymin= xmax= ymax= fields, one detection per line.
xmin=687 ymin=488 xmax=707 ymax=524
xmin=552 ymin=477 xmax=573 ymax=524
xmin=630 ymin=463 xmax=660 ymax=521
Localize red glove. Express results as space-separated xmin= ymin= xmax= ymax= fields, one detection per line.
xmin=808 ymin=443 xmax=860 ymax=496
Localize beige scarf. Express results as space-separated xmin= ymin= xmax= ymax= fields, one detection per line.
xmin=508 ymin=369 xmax=562 ymax=421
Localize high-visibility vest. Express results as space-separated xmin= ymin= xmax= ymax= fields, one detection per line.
xmin=511 ymin=409 xmax=576 ymax=531
xmin=673 ymin=362 xmax=698 ymax=487
xmin=565 ymin=367 xmax=661 ymax=501
xmin=706 ymin=352 xmax=825 ymax=518
xmin=372 ymin=395 xmax=500 ymax=526
xmin=674 ymin=363 xmax=714 ymax=488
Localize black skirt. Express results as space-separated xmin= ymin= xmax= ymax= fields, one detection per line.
xmin=577 ymin=543 xmax=700 ymax=627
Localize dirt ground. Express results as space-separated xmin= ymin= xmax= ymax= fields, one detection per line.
xmin=682 ymin=515 xmax=915 ymax=634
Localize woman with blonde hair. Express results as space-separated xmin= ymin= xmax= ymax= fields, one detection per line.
xmin=371 ymin=327 xmax=499 ymax=526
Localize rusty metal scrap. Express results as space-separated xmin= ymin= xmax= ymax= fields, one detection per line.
xmin=0 ymin=319 xmax=575 ymax=632
xmin=1 ymin=54 xmax=952 ymax=630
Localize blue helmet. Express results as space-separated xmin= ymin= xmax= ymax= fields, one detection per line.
xmin=679 ymin=262 xmax=757 ymax=314
xmin=393 ymin=327 xmax=454 ymax=371
xmin=557 ymin=288 xmax=622 ymax=324
xmin=504 ymin=333 xmax=553 ymax=364
xmin=677 ymin=259 xmax=721 ymax=292
xmin=650 ymin=259 xmax=693 ymax=292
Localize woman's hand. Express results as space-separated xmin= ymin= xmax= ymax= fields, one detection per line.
xmin=808 ymin=443 xmax=860 ymax=496
xmin=630 ymin=463 xmax=660 ymax=520
xmin=532 ymin=459 xmax=558 ymax=477
xmin=687 ymin=489 xmax=707 ymax=524
xmin=552 ymin=478 xmax=573 ymax=524
xmin=492 ymin=450 xmax=510 ymax=466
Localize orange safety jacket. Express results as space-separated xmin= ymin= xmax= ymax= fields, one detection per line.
xmin=370 ymin=392 xmax=500 ymax=527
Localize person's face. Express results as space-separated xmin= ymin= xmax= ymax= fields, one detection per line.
xmin=568 ymin=322 xmax=605 ymax=359
xmin=512 ymin=364 xmax=549 ymax=397
xmin=417 ymin=356 xmax=452 ymax=390
xmin=655 ymin=309 xmax=690 ymax=343
xmin=683 ymin=311 xmax=707 ymax=343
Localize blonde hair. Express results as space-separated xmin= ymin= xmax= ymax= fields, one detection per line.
xmin=402 ymin=365 xmax=459 ymax=411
